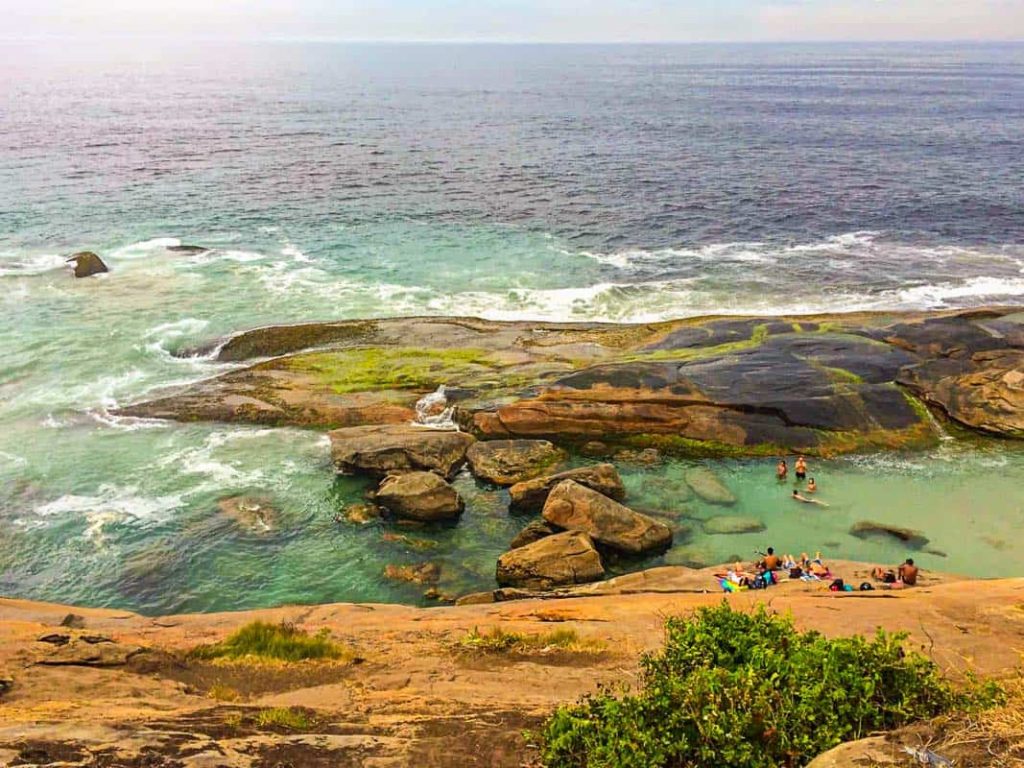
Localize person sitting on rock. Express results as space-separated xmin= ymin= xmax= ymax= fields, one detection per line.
xmin=759 ymin=547 xmax=782 ymax=571
xmin=776 ymin=459 xmax=788 ymax=480
xmin=899 ymin=558 xmax=919 ymax=586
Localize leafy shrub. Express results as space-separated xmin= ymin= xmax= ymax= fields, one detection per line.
xmin=189 ymin=621 xmax=350 ymax=663
xmin=539 ymin=603 xmax=993 ymax=768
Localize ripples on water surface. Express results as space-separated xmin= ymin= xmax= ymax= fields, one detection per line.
xmin=1 ymin=42 xmax=1023 ymax=613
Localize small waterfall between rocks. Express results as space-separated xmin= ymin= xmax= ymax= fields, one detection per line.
xmin=413 ymin=385 xmax=457 ymax=429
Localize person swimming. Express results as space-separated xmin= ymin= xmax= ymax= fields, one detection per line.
xmin=776 ymin=459 xmax=788 ymax=480
xmin=792 ymin=489 xmax=828 ymax=506
xmin=795 ymin=456 xmax=808 ymax=482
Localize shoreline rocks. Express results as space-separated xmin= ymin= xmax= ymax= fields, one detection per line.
xmin=375 ymin=472 xmax=464 ymax=522
xmin=329 ymin=425 xmax=475 ymax=479
xmin=66 ymin=251 xmax=108 ymax=278
xmin=542 ymin=480 xmax=672 ymax=556
xmin=465 ymin=439 xmax=566 ymax=485
xmin=508 ymin=463 xmax=625 ymax=513
xmin=496 ymin=530 xmax=604 ymax=589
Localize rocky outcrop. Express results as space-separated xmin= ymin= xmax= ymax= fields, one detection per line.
xmin=330 ymin=425 xmax=475 ymax=479
xmin=508 ymin=463 xmax=625 ymax=513
xmin=117 ymin=310 xmax=1024 ymax=453
xmin=66 ymin=251 xmax=108 ymax=278
xmin=217 ymin=496 xmax=277 ymax=534
xmin=702 ymin=516 xmax=766 ymax=535
xmin=542 ymin=481 xmax=672 ymax=556
xmin=34 ymin=633 xmax=143 ymax=667
xmin=684 ymin=467 xmax=737 ymax=505
xmin=495 ymin=531 xmax=604 ymax=589
xmin=849 ymin=521 xmax=929 ymax=549
xmin=509 ymin=520 xmax=559 ymax=550
xmin=375 ymin=472 xmax=464 ymax=522
xmin=465 ymin=440 xmax=566 ymax=485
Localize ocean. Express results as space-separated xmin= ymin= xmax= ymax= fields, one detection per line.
xmin=2 ymin=41 xmax=1023 ymax=614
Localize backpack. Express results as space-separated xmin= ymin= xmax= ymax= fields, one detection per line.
xmin=829 ymin=578 xmax=845 ymax=592
xmin=859 ymin=582 xmax=874 ymax=591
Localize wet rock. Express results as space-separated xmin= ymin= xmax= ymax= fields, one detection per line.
xmin=612 ymin=448 xmax=662 ymax=465
xmin=849 ymin=521 xmax=930 ymax=549
xmin=496 ymin=531 xmax=604 ymax=589
xmin=542 ymin=480 xmax=673 ymax=555
xmin=60 ymin=614 xmax=86 ymax=629
xmin=702 ymin=515 xmax=766 ymax=535
xmin=465 ymin=439 xmax=566 ymax=485
xmin=684 ymin=467 xmax=737 ymax=505
xmin=509 ymin=520 xmax=560 ymax=550
xmin=579 ymin=441 xmax=611 ymax=457
xmin=330 ymin=425 xmax=475 ymax=479
xmin=508 ymin=463 xmax=625 ymax=513
xmin=66 ymin=251 xmax=108 ymax=278
xmin=341 ymin=502 xmax=381 ymax=525
xmin=383 ymin=561 xmax=441 ymax=585
xmin=381 ymin=532 xmax=440 ymax=551
xmin=375 ymin=471 xmax=464 ymax=522
xmin=217 ymin=495 xmax=277 ymax=534
xmin=166 ymin=244 xmax=209 ymax=254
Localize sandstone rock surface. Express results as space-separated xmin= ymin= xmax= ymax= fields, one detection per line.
xmin=330 ymin=425 xmax=475 ymax=479
xmin=465 ymin=439 xmax=566 ymax=485
xmin=375 ymin=472 xmax=464 ymax=522
xmin=495 ymin=530 xmax=604 ymax=589
xmin=508 ymin=463 xmax=625 ymax=513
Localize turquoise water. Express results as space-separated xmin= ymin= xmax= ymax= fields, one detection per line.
xmin=3 ymin=42 xmax=1024 ymax=614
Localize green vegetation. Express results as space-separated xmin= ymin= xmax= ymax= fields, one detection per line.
xmin=282 ymin=346 xmax=498 ymax=393
xmin=207 ymin=683 xmax=241 ymax=702
xmin=614 ymin=433 xmax=785 ymax=459
xmin=189 ymin=621 xmax=352 ymax=663
xmin=459 ymin=626 xmax=603 ymax=654
xmin=539 ymin=603 xmax=1000 ymax=768
xmin=254 ymin=707 xmax=312 ymax=730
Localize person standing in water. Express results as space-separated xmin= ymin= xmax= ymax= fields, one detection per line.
xmin=776 ymin=459 xmax=788 ymax=481
xmin=806 ymin=477 xmax=817 ymax=493
xmin=794 ymin=456 xmax=808 ymax=482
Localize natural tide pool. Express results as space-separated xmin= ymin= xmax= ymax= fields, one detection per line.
xmin=2 ymin=413 xmax=1022 ymax=616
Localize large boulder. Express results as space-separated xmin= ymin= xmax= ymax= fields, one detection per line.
xmin=330 ymin=425 xmax=475 ymax=479
xmin=684 ymin=467 xmax=737 ymax=505
xmin=508 ymin=463 xmax=625 ymax=513
xmin=375 ymin=471 xmax=464 ymax=522
xmin=542 ymin=480 xmax=673 ymax=555
xmin=496 ymin=531 xmax=604 ymax=589
xmin=465 ymin=439 xmax=566 ymax=485
xmin=849 ymin=521 xmax=929 ymax=549
xmin=509 ymin=519 xmax=559 ymax=550
xmin=702 ymin=515 xmax=766 ymax=535
xmin=66 ymin=251 xmax=108 ymax=278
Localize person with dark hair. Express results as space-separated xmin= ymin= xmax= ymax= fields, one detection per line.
xmin=776 ymin=459 xmax=788 ymax=481
xmin=759 ymin=547 xmax=781 ymax=571
xmin=794 ymin=456 xmax=808 ymax=482
xmin=899 ymin=558 xmax=918 ymax=586
xmin=873 ymin=558 xmax=919 ymax=587
xmin=792 ymin=489 xmax=827 ymax=506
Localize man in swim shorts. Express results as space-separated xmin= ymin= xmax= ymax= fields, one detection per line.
xmin=795 ymin=456 xmax=808 ymax=482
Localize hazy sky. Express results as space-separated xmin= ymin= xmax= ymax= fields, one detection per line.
xmin=3 ymin=0 xmax=1023 ymax=42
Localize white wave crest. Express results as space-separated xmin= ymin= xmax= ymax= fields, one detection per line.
xmin=0 ymin=252 xmax=69 ymax=277
xmin=34 ymin=486 xmax=184 ymax=521
xmin=109 ymin=237 xmax=181 ymax=260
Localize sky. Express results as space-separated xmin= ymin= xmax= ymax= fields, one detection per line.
xmin=2 ymin=0 xmax=1023 ymax=42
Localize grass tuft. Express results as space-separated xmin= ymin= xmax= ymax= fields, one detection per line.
xmin=189 ymin=621 xmax=352 ymax=663
xmin=459 ymin=626 xmax=603 ymax=655
xmin=254 ymin=707 xmax=312 ymax=730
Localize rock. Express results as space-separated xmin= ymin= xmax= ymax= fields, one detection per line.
xmin=330 ymin=425 xmax=475 ymax=479
xmin=341 ymin=502 xmax=381 ymax=525
xmin=375 ymin=471 xmax=464 ymax=522
xmin=381 ymin=532 xmax=440 ymax=551
xmin=66 ymin=251 xmax=108 ymax=278
xmin=454 ymin=591 xmax=497 ymax=606
xmin=383 ymin=562 xmax=441 ymax=585
xmin=496 ymin=531 xmax=604 ymax=589
xmin=509 ymin=520 xmax=560 ymax=550
xmin=166 ymin=244 xmax=209 ymax=254
xmin=849 ymin=521 xmax=930 ymax=549
xmin=35 ymin=636 xmax=143 ymax=667
xmin=702 ymin=515 xmax=766 ymax=535
xmin=805 ymin=736 xmax=900 ymax=767
xmin=542 ymin=480 xmax=673 ymax=556
xmin=465 ymin=439 xmax=566 ymax=485
xmin=579 ymin=441 xmax=611 ymax=457
xmin=508 ymin=463 xmax=625 ymax=513
xmin=684 ymin=467 xmax=737 ymax=505
xmin=60 ymin=614 xmax=86 ymax=629
xmin=217 ymin=496 xmax=277 ymax=534
xmin=612 ymin=448 xmax=662 ymax=465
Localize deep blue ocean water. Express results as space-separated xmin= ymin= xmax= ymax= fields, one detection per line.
xmin=1 ymin=42 xmax=1023 ymax=614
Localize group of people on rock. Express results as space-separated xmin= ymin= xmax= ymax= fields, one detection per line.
xmin=718 ymin=546 xmax=920 ymax=592
xmin=777 ymin=456 xmax=828 ymax=506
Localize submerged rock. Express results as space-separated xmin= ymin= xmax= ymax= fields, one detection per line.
xmin=849 ymin=521 xmax=930 ymax=549
xmin=330 ymin=425 xmax=475 ymax=479
xmin=465 ymin=439 xmax=566 ymax=485
xmin=702 ymin=515 xmax=766 ymax=535
xmin=217 ymin=495 xmax=277 ymax=534
xmin=508 ymin=463 xmax=625 ymax=513
xmin=165 ymin=244 xmax=209 ymax=255
xmin=375 ymin=471 xmax=464 ymax=522
xmin=496 ymin=530 xmax=604 ymax=589
xmin=508 ymin=519 xmax=560 ymax=550
xmin=341 ymin=502 xmax=381 ymax=525
xmin=383 ymin=562 xmax=441 ymax=585
xmin=66 ymin=251 xmax=108 ymax=278
xmin=684 ymin=467 xmax=737 ymax=506
xmin=542 ymin=480 xmax=672 ymax=555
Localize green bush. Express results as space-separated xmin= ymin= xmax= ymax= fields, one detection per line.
xmin=539 ymin=603 xmax=989 ymax=768
xmin=189 ymin=621 xmax=350 ymax=663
